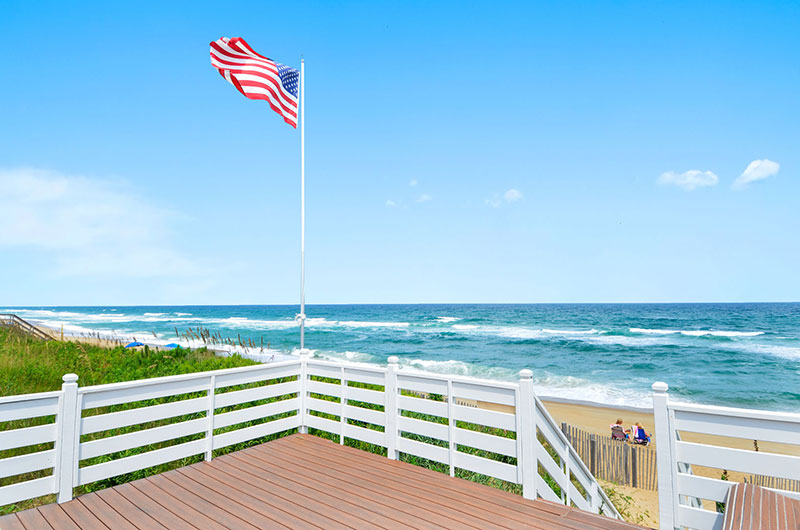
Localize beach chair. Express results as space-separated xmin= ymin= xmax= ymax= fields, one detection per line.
xmin=631 ymin=425 xmax=650 ymax=445
xmin=610 ymin=424 xmax=626 ymax=441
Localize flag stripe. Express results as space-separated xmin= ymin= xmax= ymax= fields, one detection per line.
xmin=210 ymin=41 xmax=297 ymax=105
xmin=210 ymin=37 xmax=299 ymax=128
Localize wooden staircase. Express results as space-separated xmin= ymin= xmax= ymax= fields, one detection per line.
xmin=0 ymin=313 xmax=54 ymax=340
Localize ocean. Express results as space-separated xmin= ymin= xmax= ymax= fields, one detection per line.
xmin=4 ymin=303 xmax=799 ymax=411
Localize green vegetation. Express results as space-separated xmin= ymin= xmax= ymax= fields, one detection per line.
xmin=1 ymin=327 xmax=283 ymax=515
xmin=602 ymin=484 xmax=651 ymax=526
xmin=0 ymin=327 xmax=256 ymax=396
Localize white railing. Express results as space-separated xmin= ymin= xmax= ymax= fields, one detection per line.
xmin=652 ymin=382 xmax=800 ymax=530
xmin=0 ymin=355 xmax=621 ymax=519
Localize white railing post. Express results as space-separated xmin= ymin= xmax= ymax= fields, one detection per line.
xmin=298 ymin=353 xmax=310 ymax=433
xmin=340 ymin=366 xmax=346 ymax=444
xmin=385 ymin=356 xmax=399 ymax=459
xmin=205 ymin=375 xmax=216 ymax=461
xmin=57 ymin=374 xmax=79 ymax=503
xmin=518 ymin=369 xmax=537 ymax=500
xmin=652 ymin=381 xmax=675 ymax=530
xmin=447 ymin=379 xmax=455 ymax=477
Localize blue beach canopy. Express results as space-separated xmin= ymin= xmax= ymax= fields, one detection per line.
xmin=125 ymin=341 xmax=144 ymax=348
xmin=164 ymin=343 xmax=180 ymax=349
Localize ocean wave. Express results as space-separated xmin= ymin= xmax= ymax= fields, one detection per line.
xmin=400 ymin=359 xmax=651 ymax=407
xmin=542 ymin=328 xmax=600 ymax=335
xmin=435 ymin=316 xmax=461 ymax=323
xmin=533 ymin=374 xmax=652 ymax=408
xmin=404 ymin=358 xmax=517 ymax=380
xmin=582 ymin=335 xmax=672 ymax=347
xmin=630 ymin=328 xmax=764 ymax=337
xmin=337 ymin=321 xmax=410 ymax=328
xmin=722 ymin=343 xmax=800 ymax=361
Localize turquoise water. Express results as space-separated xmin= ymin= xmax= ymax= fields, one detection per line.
xmin=5 ymin=304 xmax=799 ymax=411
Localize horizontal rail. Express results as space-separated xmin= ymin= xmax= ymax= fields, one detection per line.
xmin=0 ymin=355 xmax=621 ymax=520
xmin=653 ymin=381 xmax=800 ymax=530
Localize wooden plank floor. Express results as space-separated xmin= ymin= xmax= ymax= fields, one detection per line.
xmin=722 ymin=482 xmax=800 ymax=530
xmin=1 ymin=434 xmax=645 ymax=529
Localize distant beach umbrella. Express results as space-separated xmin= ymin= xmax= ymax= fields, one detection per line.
xmin=164 ymin=343 xmax=180 ymax=349
xmin=125 ymin=341 xmax=144 ymax=348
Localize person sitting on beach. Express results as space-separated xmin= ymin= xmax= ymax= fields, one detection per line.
xmin=631 ymin=422 xmax=651 ymax=445
xmin=610 ymin=418 xmax=627 ymax=441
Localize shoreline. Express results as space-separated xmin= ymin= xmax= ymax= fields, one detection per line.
xmin=38 ymin=322 xmax=659 ymax=435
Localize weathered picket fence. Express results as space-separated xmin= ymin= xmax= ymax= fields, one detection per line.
xmin=561 ymin=423 xmax=657 ymax=490
xmin=745 ymin=474 xmax=800 ymax=493
xmin=0 ymin=356 xmax=621 ymax=519
xmin=652 ymin=382 xmax=800 ymax=530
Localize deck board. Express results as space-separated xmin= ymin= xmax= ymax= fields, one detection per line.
xmin=0 ymin=434 xmax=643 ymax=529
xmin=722 ymin=482 xmax=800 ymax=530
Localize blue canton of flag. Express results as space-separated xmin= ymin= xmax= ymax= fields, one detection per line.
xmin=276 ymin=63 xmax=299 ymax=98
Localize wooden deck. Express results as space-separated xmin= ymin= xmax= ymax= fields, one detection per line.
xmin=0 ymin=434 xmax=644 ymax=529
xmin=722 ymin=483 xmax=800 ymax=530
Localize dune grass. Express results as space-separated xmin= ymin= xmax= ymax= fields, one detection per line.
xmin=0 ymin=327 xmax=257 ymax=396
xmin=0 ymin=327 xmax=264 ymax=515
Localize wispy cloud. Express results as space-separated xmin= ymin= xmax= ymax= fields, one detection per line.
xmin=733 ymin=159 xmax=780 ymax=189
xmin=487 ymin=188 xmax=524 ymax=207
xmin=409 ymin=179 xmax=418 ymax=187
xmin=416 ymin=194 xmax=432 ymax=203
xmin=658 ymin=169 xmax=719 ymax=191
xmin=385 ymin=199 xmax=397 ymax=207
xmin=0 ymin=168 xmax=200 ymax=278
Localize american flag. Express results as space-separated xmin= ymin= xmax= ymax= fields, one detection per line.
xmin=210 ymin=37 xmax=299 ymax=128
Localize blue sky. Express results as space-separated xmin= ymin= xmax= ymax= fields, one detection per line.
xmin=1 ymin=1 xmax=798 ymax=305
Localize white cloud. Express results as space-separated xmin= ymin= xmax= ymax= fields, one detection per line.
xmin=409 ymin=179 xmax=418 ymax=187
xmin=733 ymin=159 xmax=780 ymax=189
xmin=416 ymin=194 xmax=432 ymax=203
xmin=504 ymin=189 xmax=523 ymax=202
xmin=487 ymin=188 xmax=524 ymax=207
xmin=0 ymin=168 xmax=200 ymax=278
xmin=386 ymin=199 xmax=396 ymax=207
xmin=658 ymin=169 xmax=719 ymax=191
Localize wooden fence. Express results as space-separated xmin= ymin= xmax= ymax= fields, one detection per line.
xmin=561 ymin=423 xmax=658 ymax=490
xmin=746 ymin=474 xmax=800 ymax=493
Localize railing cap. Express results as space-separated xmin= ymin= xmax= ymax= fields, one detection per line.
xmin=63 ymin=373 xmax=79 ymax=384
xmin=387 ymin=355 xmax=399 ymax=365
xmin=652 ymin=381 xmax=669 ymax=393
xmin=518 ymin=369 xmax=533 ymax=380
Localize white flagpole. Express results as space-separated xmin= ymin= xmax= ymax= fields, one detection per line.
xmin=299 ymin=59 xmax=306 ymax=352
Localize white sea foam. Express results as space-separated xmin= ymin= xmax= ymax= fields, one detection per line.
xmin=404 ymin=358 xmax=517 ymax=380
xmin=447 ymin=324 xmax=601 ymax=339
xmin=143 ymin=312 xmax=166 ymax=316
xmin=722 ymin=342 xmax=800 ymax=361
xmin=400 ymin=358 xmax=651 ymax=407
xmin=584 ymin=335 xmax=670 ymax=347
xmin=533 ymin=374 xmax=652 ymax=408
xmin=630 ymin=328 xmax=764 ymax=337
xmin=435 ymin=316 xmax=461 ymax=323
xmin=338 ymin=321 xmax=410 ymax=328
xmin=541 ymin=328 xmax=600 ymax=335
